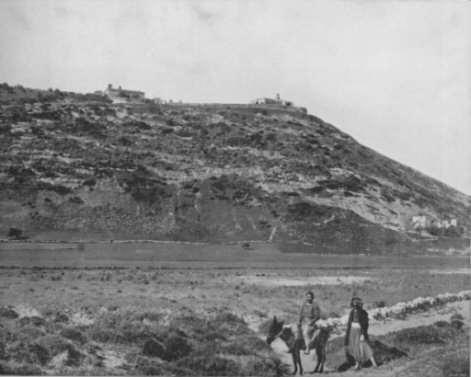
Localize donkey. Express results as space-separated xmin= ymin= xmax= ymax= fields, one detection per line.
xmin=266 ymin=316 xmax=330 ymax=374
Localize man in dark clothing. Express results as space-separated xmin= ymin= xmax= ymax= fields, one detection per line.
xmin=298 ymin=291 xmax=321 ymax=355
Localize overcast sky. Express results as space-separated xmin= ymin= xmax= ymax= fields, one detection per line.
xmin=0 ymin=0 xmax=470 ymax=194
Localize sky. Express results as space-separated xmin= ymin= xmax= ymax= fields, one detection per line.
xmin=0 ymin=0 xmax=470 ymax=194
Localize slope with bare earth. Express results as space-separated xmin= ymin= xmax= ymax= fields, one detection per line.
xmin=0 ymin=83 xmax=469 ymax=252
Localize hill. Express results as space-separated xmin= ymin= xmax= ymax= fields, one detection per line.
xmin=0 ymin=83 xmax=469 ymax=253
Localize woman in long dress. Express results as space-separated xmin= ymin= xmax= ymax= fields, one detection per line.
xmin=344 ymin=296 xmax=378 ymax=370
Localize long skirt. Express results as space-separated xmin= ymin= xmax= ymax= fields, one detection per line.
xmin=347 ymin=324 xmax=373 ymax=363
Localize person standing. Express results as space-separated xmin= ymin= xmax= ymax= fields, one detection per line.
xmin=345 ymin=296 xmax=377 ymax=370
xmin=298 ymin=291 xmax=321 ymax=355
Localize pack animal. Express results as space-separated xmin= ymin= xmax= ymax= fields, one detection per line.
xmin=266 ymin=316 xmax=331 ymax=374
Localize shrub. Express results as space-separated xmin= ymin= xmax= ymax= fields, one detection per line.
xmin=177 ymin=354 xmax=241 ymax=376
xmin=7 ymin=228 xmax=26 ymax=240
xmin=54 ymin=312 xmax=69 ymax=323
xmin=135 ymin=356 xmax=168 ymax=375
xmin=38 ymin=334 xmax=72 ymax=356
xmin=393 ymin=323 xmax=459 ymax=347
xmin=60 ymin=328 xmax=87 ymax=344
xmin=221 ymin=335 xmax=269 ymax=356
xmin=450 ymin=313 xmax=464 ymax=322
xmin=374 ymin=300 xmax=386 ymax=308
xmin=0 ymin=306 xmax=19 ymax=319
xmin=0 ymin=361 xmax=42 ymax=375
xmin=244 ymin=356 xmax=289 ymax=377
xmin=9 ymin=342 xmax=50 ymax=366
xmin=163 ymin=335 xmax=192 ymax=361
xmin=28 ymin=343 xmax=50 ymax=365
xmin=142 ymin=338 xmax=166 ymax=358
xmin=451 ymin=319 xmax=464 ymax=330
xmin=441 ymin=354 xmax=469 ymax=377
xmin=64 ymin=344 xmax=84 ymax=366
xmin=18 ymin=316 xmax=46 ymax=327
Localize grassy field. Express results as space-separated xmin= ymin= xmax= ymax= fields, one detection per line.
xmin=0 ymin=241 xmax=469 ymax=375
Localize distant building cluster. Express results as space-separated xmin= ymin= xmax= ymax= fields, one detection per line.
xmin=251 ymin=93 xmax=294 ymax=107
xmin=94 ymin=84 xmax=146 ymax=104
xmin=93 ymin=86 xmax=303 ymax=111
xmin=411 ymin=215 xmax=458 ymax=230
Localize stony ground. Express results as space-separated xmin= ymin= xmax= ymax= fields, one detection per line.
xmin=0 ymin=246 xmax=469 ymax=376
xmin=1 ymin=83 xmax=470 ymax=249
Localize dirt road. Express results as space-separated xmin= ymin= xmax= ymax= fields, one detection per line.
xmin=269 ymin=300 xmax=469 ymax=376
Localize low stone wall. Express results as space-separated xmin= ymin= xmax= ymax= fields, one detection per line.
xmin=162 ymin=102 xmax=308 ymax=114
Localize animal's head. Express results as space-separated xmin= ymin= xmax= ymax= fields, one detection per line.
xmin=266 ymin=316 xmax=284 ymax=345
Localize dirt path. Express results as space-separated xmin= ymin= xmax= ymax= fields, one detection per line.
xmin=269 ymin=300 xmax=469 ymax=375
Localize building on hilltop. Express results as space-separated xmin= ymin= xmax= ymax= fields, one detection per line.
xmin=251 ymin=93 xmax=294 ymax=107
xmin=105 ymin=84 xmax=145 ymax=104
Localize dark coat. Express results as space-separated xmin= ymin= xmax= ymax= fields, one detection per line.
xmin=344 ymin=308 xmax=369 ymax=345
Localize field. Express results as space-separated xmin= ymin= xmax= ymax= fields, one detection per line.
xmin=0 ymin=241 xmax=469 ymax=376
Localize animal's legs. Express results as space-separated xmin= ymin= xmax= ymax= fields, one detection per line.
xmin=319 ymin=349 xmax=325 ymax=373
xmin=312 ymin=348 xmax=321 ymax=373
xmin=291 ymin=352 xmax=297 ymax=375
xmin=297 ymin=350 xmax=303 ymax=375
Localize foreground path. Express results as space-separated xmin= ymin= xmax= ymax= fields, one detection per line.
xmin=269 ymin=300 xmax=469 ymax=375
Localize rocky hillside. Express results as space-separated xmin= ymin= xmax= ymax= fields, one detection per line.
xmin=0 ymin=84 xmax=469 ymax=252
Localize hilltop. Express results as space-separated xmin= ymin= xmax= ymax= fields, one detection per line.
xmin=0 ymin=83 xmax=469 ymax=253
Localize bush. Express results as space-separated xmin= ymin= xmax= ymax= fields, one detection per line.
xmin=60 ymin=328 xmax=87 ymax=344
xmin=64 ymin=344 xmax=84 ymax=366
xmin=38 ymin=334 xmax=72 ymax=356
xmin=451 ymin=319 xmax=464 ymax=330
xmin=18 ymin=316 xmax=46 ymax=327
xmin=7 ymin=228 xmax=26 ymax=240
xmin=220 ymin=336 xmax=269 ymax=355
xmin=28 ymin=343 xmax=50 ymax=365
xmin=441 ymin=354 xmax=469 ymax=377
xmin=9 ymin=342 xmax=50 ymax=366
xmin=244 ymin=357 xmax=289 ymax=377
xmin=177 ymin=354 xmax=241 ymax=376
xmin=164 ymin=335 xmax=192 ymax=361
xmin=142 ymin=338 xmax=166 ymax=358
xmin=393 ymin=322 xmax=459 ymax=347
xmin=54 ymin=312 xmax=69 ymax=323
xmin=0 ymin=306 xmax=19 ymax=319
xmin=135 ymin=356 xmax=168 ymax=375
xmin=0 ymin=361 xmax=42 ymax=375
xmin=450 ymin=313 xmax=464 ymax=322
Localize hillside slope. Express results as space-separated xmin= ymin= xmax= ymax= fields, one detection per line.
xmin=0 ymin=84 xmax=469 ymax=252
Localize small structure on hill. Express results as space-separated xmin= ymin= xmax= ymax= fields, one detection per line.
xmin=252 ymin=93 xmax=294 ymax=107
xmin=411 ymin=214 xmax=459 ymax=232
xmin=411 ymin=215 xmax=428 ymax=230
xmin=104 ymin=84 xmax=145 ymax=104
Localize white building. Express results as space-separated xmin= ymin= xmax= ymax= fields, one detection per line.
xmin=105 ymin=84 xmax=145 ymax=104
xmin=411 ymin=215 xmax=427 ymax=229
